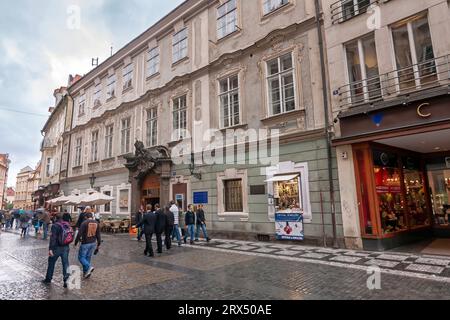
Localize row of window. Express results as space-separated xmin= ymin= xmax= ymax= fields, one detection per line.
xmin=344 ymin=12 xmax=436 ymax=104
xmin=76 ymin=0 xmax=292 ymax=118
xmin=71 ymin=51 xmax=298 ymax=168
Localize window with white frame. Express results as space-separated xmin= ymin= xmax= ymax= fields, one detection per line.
xmin=266 ymin=53 xmax=296 ymax=116
xmin=146 ymin=108 xmax=158 ymax=147
xmin=104 ymin=125 xmax=114 ymax=159
xmin=217 ymin=0 xmax=238 ymax=39
xmin=345 ymin=33 xmax=380 ymax=103
xmin=219 ymin=75 xmax=240 ymax=128
xmin=106 ymin=74 xmax=116 ymax=99
xmin=74 ymin=137 xmax=83 ymax=167
xmin=172 ymin=95 xmax=187 ymax=140
xmin=224 ymin=179 xmax=243 ymax=212
xmin=123 ymin=63 xmax=133 ymax=90
xmin=263 ymin=0 xmax=288 ymax=15
xmin=103 ymin=190 xmax=112 ymax=213
xmin=78 ymin=94 xmax=86 ymax=116
xmin=94 ymin=83 xmax=102 ymax=107
xmin=341 ymin=0 xmax=370 ymax=22
xmin=147 ymin=47 xmax=160 ymax=77
xmin=121 ymin=118 xmax=131 ymax=154
xmin=90 ymin=130 xmax=99 ymax=162
xmin=391 ymin=13 xmax=436 ymax=91
xmin=172 ymin=28 xmax=188 ymax=64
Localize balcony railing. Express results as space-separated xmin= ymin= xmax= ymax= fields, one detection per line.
xmin=336 ymin=54 xmax=450 ymax=109
xmin=330 ymin=0 xmax=380 ymax=24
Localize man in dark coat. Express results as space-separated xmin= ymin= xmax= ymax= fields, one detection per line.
xmin=164 ymin=205 xmax=174 ymax=250
xmin=136 ymin=205 xmax=156 ymax=257
xmin=195 ymin=204 xmax=211 ymax=242
xmin=135 ymin=207 xmax=145 ymax=241
xmin=183 ymin=205 xmax=196 ymax=245
xmin=154 ymin=204 xmax=165 ymax=254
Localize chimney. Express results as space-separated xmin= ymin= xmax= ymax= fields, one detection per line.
xmin=48 ymin=107 xmax=55 ymax=113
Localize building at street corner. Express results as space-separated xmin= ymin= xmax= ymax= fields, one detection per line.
xmin=13 ymin=164 xmax=40 ymax=210
xmin=6 ymin=187 xmax=15 ymax=209
xmin=0 ymin=154 xmax=10 ymax=210
xmin=324 ymin=0 xmax=450 ymax=250
xmin=40 ymin=0 xmax=343 ymax=247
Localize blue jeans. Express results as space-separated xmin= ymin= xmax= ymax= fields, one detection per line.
xmin=184 ymin=224 xmax=195 ymax=242
xmin=43 ymin=223 xmax=49 ymax=240
xmin=78 ymin=242 xmax=97 ymax=273
xmin=45 ymin=246 xmax=70 ymax=282
xmin=195 ymin=223 xmax=209 ymax=240
xmin=172 ymin=224 xmax=181 ymax=243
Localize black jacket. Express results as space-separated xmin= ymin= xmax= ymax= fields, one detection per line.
xmin=165 ymin=209 xmax=174 ymax=228
xmin=137 ymin=211 xmax=156 ymax=235
xmin=196 ymin=209 xmax=206 ymax=225
xmin=185 ymin=210 xmax=195 ymax=226
xmin=155 ymin=209 xmax=166 ymax=234
xmin=49 ymin=220 xmax=69 ymax=251
xmin=76 ymin=212 xmax=87 ymax=228
xmin=135 ymin=211 xmax=143 ymax=224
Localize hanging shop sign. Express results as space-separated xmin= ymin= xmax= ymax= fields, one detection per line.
xmin=275 ymin=212 xmax=304 ymax=241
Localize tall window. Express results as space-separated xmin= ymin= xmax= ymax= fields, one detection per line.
xmin=94 ymin=83 xmax=102 ymax=107
xmin=172 ymin=95 xmax=187 ymax=140
xmin=147 ymin=47 xmax=160 ymax=77
xmin=267 ymin=53 xmax=296 ymax=116
xmin=104 ymin=191 xmax=111 ymax=213
xmin=78 ymin=94 xmax=86 ymax=116
xmin=345 ymin=34 xmax=380 ymax=103
xmin=123 ymin=64 xmax=134 ymax=90
xmin=74 ymin=138 xmax=83 ymax=167
xmin=46 ymin=158 xmax=52 ymax=177
xmin=263 ymin=0 xmax=288 ymax=15
xmin=106 ymin=74 xmax=116 ymax=100
xmin=217 ymin=0 xmax=237 ymax=39
xmin=341 ymin=0 xmax=370 ymax=21
xmin=146 ymin=108 xmax=158 ymax=147
xmin=172 ymin=28 xmax=188 ymax=63
xmin=105 ymin=125 xmax=114 ymax=159
xmin=121 ymin=118 xmax=131 ymax=154
xmin=224 ymin=179 xmax=243 ymax=212
xmin=391 ymin=13 xmax=436 ymax=91
xmin=91 ymin=131 xmax=99 ymax=162
xmin=219 ymin=75 xmax=240 ymax=128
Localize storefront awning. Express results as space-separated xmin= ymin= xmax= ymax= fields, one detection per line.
xmin=265 ymin=174 xmax=299 ymax=183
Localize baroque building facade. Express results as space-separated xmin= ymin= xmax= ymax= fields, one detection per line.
xmin=43 ymin=0 xmax=342 ymax=246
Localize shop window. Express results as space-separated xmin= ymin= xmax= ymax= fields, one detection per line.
xmin=427 ymin=160 xmax=450 ymax=226
xmin=224 ymin=179 xmax=243 ymax=212
xmin=271 ymin=175 xmax=302 ymax=212
xmin=373 ymin=150 xmax=407 ymax=234
xmin=402 ymin=156 xmax=429 ymax=228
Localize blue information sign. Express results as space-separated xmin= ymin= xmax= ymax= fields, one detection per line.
xmin=193 ymin=191 xmax=208 ymax=204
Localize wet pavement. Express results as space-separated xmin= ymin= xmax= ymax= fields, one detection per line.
xmin=1 ymin=229 xmax=450 ymax=300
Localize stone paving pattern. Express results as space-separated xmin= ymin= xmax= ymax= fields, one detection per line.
xmin=1 ymin=230 xmax=450 ymax=300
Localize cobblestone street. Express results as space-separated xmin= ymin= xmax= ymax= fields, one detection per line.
xmin=1 ymin=230 xmax=450 ymax=300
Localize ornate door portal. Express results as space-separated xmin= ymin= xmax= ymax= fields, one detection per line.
xmin=124 ymin=141 xmax=172 ymax=215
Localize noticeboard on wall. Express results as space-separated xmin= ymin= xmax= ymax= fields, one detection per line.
xmin=193 ymin=191 xmax=208 ymax=204
xmin=275 ymin=212 xmax=304 ymax=241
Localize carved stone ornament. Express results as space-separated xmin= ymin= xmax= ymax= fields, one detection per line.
xmin=124 ymin=141 xmax=171 ymax=181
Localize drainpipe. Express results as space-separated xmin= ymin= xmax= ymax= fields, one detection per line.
xmin=314 ymin=0 xmax=338 ymax=248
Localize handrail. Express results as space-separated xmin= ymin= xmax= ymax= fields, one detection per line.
xmin=330 ymin=0 xmax=380 ymax=24
xmin=336 ymin=54 xmax=450 ymax=109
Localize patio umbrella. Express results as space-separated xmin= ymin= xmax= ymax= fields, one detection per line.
xmin=64 ymin=194 xmax=88 ymax=206
xmin=47 ymin=195 xmax=71 ymax=206
xmin=78 ymin=192 xmax=115 ymax=206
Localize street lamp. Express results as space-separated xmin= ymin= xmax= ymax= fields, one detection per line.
xmin=89 ymin=173 xmax=97 ymax=189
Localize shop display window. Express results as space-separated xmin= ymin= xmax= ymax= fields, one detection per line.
xmin=273 ymin=175 xmax=302 ymax=212
xmin=355 ymin=149 xmax=373 ymax=235
xmin=373 ymin=150 xmax=407 ymax=234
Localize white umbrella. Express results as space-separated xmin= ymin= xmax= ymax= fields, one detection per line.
xmin=47 ymin=195 xmax=71 ymax=206
xmin=64 ymin=193 xmax=88 ymax=206
xmin=78 ymin=192 xmax=115 ymax=206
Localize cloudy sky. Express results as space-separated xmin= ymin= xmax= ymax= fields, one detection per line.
xmin=0 ymin=0 xmax=184 ymax=187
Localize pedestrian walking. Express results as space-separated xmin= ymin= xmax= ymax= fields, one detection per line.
xmin=0 ymin=211 xmax=5 ymax=231
xmin=5 ymin=210 xmax=12 ymax=229
xmin=14 ymin=210 xmax=21 ymax=229
xmin=183 ymin=205 xmax=196 ymax=245
xmin=93 ymin=208 xmax=101 ymax=223
xmin=195 ymin=204 xmax=211 ymax=242
xmin=136 ymin=204 xmax=156 ymax=257
xmin=74 ymin=212 xmax=101 ymax=279
xmin=19 ymin=211 xmax=31 ymax=238
xmin=154 ymin=204 xmax=165 ymax=254
xmin=169 ymin=201 xmax=182 ymax=246
xmin=63 ymin=210 xmax=72 ymax=224
xmin=32 ymin=211 xmax=40 ymax=237
xmin=135 ymin=207 xmax=145 ymax=241
xmin=38 ymin=209 xmax=51 ymax=240
xmin=164 ymin=205 xmax=174 ymax=250
xmin=42 ymin=212 xmax=74 ymax=288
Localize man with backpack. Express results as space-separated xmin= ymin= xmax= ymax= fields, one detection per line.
xmin=43 ymin=213 xmax=74 ymax=288
xmin=74 ymin=212 xmax=101 ymax=279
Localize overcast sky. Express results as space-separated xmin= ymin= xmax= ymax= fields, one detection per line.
xmin=0 ymin=0 xmax=185 ymax=188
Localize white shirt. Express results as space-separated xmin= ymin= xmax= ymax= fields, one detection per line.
xmin=94 ymin=212 xmax=101 ymax=220
xmin=170 ymin=204 xmax=179 ymax=225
